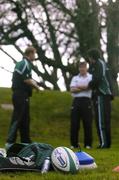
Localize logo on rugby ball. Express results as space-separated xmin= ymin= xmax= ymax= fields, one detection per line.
xmin=53 ymin=148 xmax=67 ymax=168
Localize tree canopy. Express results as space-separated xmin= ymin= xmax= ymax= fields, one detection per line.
xmin=0 ymin=0 xmax=119 ymax=93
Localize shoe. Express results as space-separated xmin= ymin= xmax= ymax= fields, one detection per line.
xmin=85 ymin=146 xmax=91 ymax=149
xmin=0 ymin=148 xmax=6 ymax=157
xmin=5 ymin=143 xmax=13 ymax=150
xmin=97 ymin=144 xmax=110 ymax=149
xmin=70 ymin=144 xmax=80 ymax=149
xmin=70 ymin=146 xmax=78 ymax=149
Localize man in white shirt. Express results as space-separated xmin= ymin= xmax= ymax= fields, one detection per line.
xmin=70 ymin=61 xmax=93 ymax=149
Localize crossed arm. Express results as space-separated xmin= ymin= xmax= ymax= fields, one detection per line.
xmin=70 ymin=85 xmax=88 ymax=93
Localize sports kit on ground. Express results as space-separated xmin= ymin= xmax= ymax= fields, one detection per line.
xmin=0 ymin=142 xmax=97 ymax=174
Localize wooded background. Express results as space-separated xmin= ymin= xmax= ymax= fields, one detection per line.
xmin=0 ymin=0 xmax=119 ymax=94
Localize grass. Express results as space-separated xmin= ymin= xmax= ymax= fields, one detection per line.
xmin=0 ymin=87 xmax=119 ymax=179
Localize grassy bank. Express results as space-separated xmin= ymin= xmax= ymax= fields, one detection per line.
xmin=0 ymin=88 xmax=119 ymax=179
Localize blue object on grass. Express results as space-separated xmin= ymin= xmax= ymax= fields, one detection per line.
xmin=75 ymin=151 xmax=94 ymax=165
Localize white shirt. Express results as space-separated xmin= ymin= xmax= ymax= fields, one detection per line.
xmin=70 ymin=73 xmax=92 ymax=98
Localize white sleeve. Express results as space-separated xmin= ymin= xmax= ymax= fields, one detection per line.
xmin=70 ymin=77 xmax=77 ymax=88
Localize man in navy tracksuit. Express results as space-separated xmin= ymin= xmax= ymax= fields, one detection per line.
xmin=87 ymin=48 xmax=113 ymax=149
xmin=6 ymin=46 xmax=40 ymax=150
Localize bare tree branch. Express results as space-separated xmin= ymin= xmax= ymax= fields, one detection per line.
xmin=0 ymin=46 xmax=17 ymax=63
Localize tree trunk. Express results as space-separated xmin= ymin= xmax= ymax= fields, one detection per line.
xmin=107 ymin=1 xmax=119 ymax=96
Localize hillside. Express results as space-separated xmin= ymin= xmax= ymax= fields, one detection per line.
xmin=0 ymin=88 xmax=119 ymax=179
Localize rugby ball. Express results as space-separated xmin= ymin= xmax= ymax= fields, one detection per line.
xmin=51 ymin=147 xmax=80 ymax=174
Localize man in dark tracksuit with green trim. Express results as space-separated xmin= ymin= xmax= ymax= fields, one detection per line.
xmin=6 ymin=46 xmax=40 ymax=150
xmin=87 ymin=48 xmax=113 ymax=149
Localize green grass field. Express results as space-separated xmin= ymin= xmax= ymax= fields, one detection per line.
xmin=0 ymin=88 xmax=119 ymax=179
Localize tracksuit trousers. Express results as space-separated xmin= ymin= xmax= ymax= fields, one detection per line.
xmin=70 ymin=97 xmax=93 ymax=147
xmin=93 ymin=95 xmax=111 ymax=148
xmin=7 ymin=92 xmax=31 ymax=144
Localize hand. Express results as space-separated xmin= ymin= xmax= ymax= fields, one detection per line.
xmin=35 ymin=86 xmax=40 ymax=92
